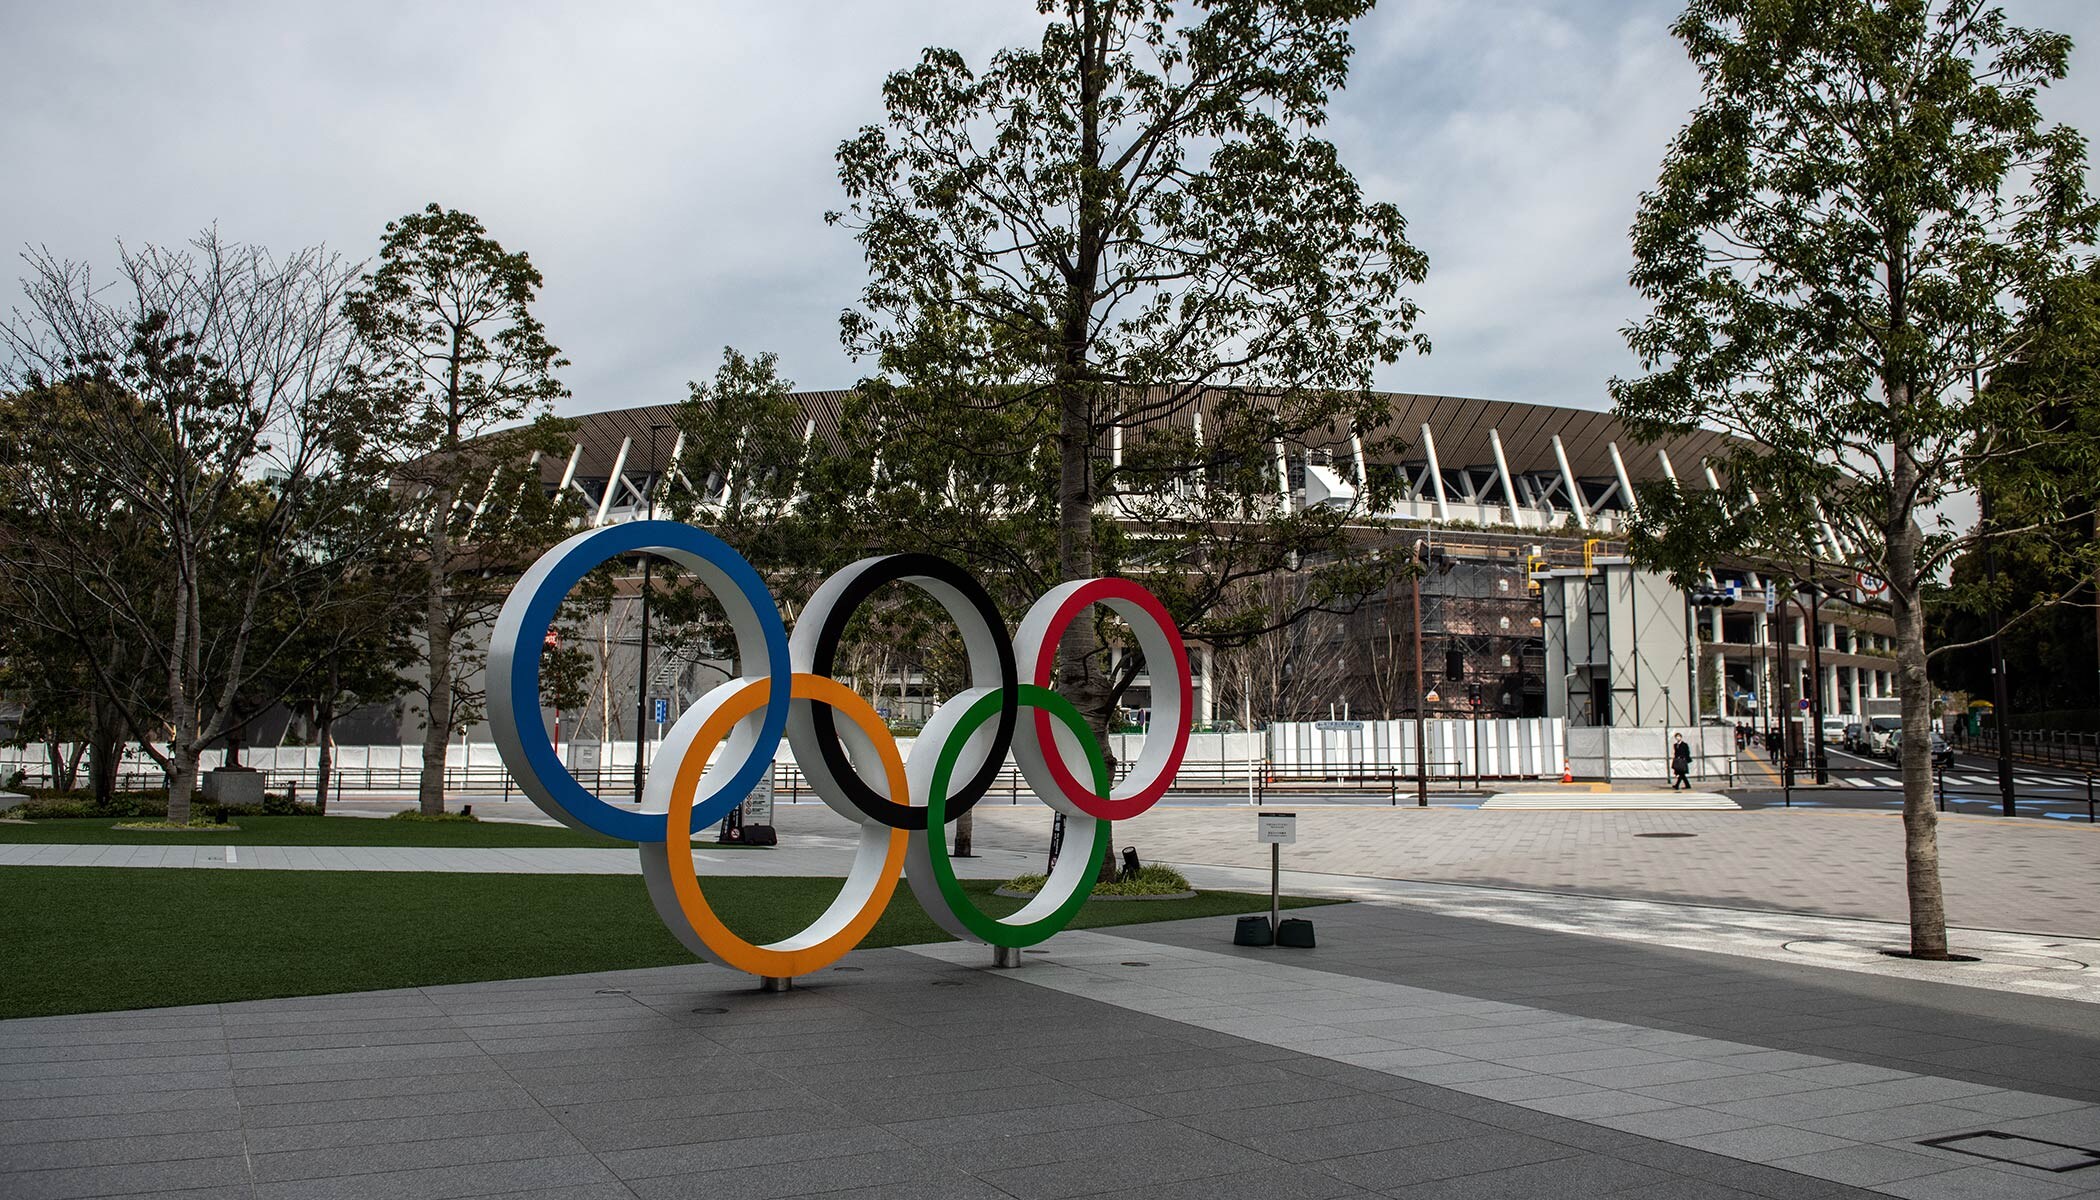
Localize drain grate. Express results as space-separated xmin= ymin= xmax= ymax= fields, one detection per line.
xmin=1634 ymin=832 xmax=1697 ymax=838
xmin=1919 ymin=1132 xmax=2100 ymax=1173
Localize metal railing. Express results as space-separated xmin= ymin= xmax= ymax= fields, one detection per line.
xmin=1951 ymin=729 xmax=2100 ymax=769
xmin=3 ymin=754 xmax=1561 ymax=808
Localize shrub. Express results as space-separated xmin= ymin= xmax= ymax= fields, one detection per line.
xmin=14 ymin=795 xmax=169 ymax=820
xmin=388 ymin=809 xmax=478 ymax=823
xmin=1001 ymin=863 xmax=1193 ymax=897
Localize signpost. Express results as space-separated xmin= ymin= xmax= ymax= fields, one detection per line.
xmin=1257 ymin=812 xmax=1296 ymax=935
xmin=652 ymin=697 xmax=669 ymax=724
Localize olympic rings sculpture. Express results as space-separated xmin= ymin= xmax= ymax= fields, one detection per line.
xmin=488 ymin=521 xmax=1191 ymax=979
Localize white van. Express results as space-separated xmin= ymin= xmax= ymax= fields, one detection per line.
xmin=1820 ymin=716 xmax=1847 ymax=744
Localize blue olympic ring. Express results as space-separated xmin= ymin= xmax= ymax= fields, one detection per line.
xmin=487 ymin=521 xmax=790 ymax=842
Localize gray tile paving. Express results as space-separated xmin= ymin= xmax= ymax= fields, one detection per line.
xmin=8 ymin=882 xmax=2100 ymax=1200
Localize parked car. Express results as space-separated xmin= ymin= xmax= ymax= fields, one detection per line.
xmin=1868 ymin=717 xmax=1900 ymax=758
xmin=1842 ymin=722 xmax=1865 ymax=752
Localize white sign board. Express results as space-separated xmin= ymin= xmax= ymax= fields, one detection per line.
xmin=743 ymin=775 xmax=774 ymax=825
xmin=567 ymin=739 xmax=601 ymax=775
xmin=1257 ymin=812 xmax=1297 ymax=845
xmin=1314 ymin=720 xmax=1363 ymax=731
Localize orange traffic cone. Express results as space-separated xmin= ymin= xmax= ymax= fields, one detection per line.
xmin=1560 ymin=759 xmax=1573 ymax=784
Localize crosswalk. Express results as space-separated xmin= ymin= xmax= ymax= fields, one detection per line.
xmin=1831 ymin=772 xmax=2091 ymax=791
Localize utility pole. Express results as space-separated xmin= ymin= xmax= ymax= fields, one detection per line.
xmin=632 ymin=423 xmax=668 ymax=804
xmin=1983 ymin=490 xmax=2016 ymax=817
xmin=1412 ymin=538 xmax=1428 ymax=807
xmin=1804 ymin=580 xmax=1827 ymax=785
xmin=1776 ymin=589 xmax=1793 ymax=793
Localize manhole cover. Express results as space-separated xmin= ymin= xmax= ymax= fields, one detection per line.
xmin=931 ymin=980 xmax=966 ymax=987
xmin=831 ymin=966 xmax=863 ymax=972
xmin=594 ymin=988 xmax=632 ymax=995
xmin=1120 ymin=961 xmax=1149 ymax=967
xmin=1921 ymin=1131 xmax=2100 ymax=1173
xmin=690 ymin=1006 xmax=728 ymax=1015
xmin=1635 ymin=832 xmax=1697 ymax=839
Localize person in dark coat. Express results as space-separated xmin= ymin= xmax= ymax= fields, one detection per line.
xmin=1671 ymin=734 xmax=1692 ymax=790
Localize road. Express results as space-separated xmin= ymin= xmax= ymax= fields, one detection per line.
xmin=1733 ymin=741 xmax=2099 ymax=820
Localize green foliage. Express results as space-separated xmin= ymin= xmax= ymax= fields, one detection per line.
xmin=1614 ymin=0 xmax=2099 ymax=594
xmin=346 ymin=204 xmax=569 ymax=444
xmin=1004 ymin=863 xmax=1193 ymax=896
xmin=6 ymin=790 xmax=315 ymax=820
xmin=387 ymin=808 xmax=479 ymax=823
xmin=828 ymin=0 xmax=1429 ymax=733
xmin=13 ymin=790 xmax=168 ymax=820
xmin=1610 ymin=0 xmax=2100 ymax=956
xmin=347 ymin=204 xmax=580 ymax=811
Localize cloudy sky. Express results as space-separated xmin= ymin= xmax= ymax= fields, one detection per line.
xmin=6 ymin=0 xmax=2100 ymax=419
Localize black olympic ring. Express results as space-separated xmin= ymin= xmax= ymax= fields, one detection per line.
xmin=788 ymin=553 xmax=1018 ymax=830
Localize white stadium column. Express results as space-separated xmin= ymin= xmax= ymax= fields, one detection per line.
xmin=1551 ymin=435 xmax=1590 ymax=531
xmin=1420 ymin=422 xmax=1451 ymax=522
xmin=1490 ymin=427 xmax=1523 ymax=527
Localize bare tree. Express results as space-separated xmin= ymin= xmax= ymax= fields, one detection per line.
xmin=1 ymin=231 xmax=380 ymax=821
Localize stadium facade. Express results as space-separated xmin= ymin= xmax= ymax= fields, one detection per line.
xmin=419 ymin=389 xmax=1892 ymax=750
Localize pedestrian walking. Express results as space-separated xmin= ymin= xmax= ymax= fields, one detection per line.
xmin=1671 ymin=734 xmax=1692 ymax=790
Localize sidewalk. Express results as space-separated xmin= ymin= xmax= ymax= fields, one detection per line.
xmin=4 ymin=913 xmax=2096 ymax=1200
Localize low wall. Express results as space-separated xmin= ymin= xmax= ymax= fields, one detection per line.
xmin=1567 ymin=726 xmax=1733 ymax=782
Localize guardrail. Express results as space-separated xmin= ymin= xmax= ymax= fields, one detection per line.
xmin=0 ymin=755 xmax=1565 ymax=808
xmin=1952 ymin=729 xmax=2100 ymax=768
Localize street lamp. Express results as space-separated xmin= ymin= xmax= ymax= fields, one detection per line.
xmin=633 ymin=422 xmax=671 ymax=804
xmin=1411 ymin=538 xmax=1428 ymax=807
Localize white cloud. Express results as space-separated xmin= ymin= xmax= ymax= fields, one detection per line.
xmin=4 ymin=0 xmax=2098 ymax=420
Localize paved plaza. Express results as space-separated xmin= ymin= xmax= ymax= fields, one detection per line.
xmin=3 ymin=801 xmax=2098 ymax=1198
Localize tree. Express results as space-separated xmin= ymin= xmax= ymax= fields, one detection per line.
xmin=1933 ymin=262 xmax=2100 ymax=715
xmin=348 ymin=205 xmax=572 ymax=815
xmin=1611 ymin=0 xmax=2100 ymax=957
xmin=1 ymin=234 xmax=383 ymax=822
xmin=830 ymin=0 xmax=1427 ymax=743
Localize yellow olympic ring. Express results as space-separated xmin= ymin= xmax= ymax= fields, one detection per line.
xmin=638 ymin=673 xmax=907 ymax=977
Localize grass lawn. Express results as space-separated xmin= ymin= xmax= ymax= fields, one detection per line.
xmin=0 ymin=868 xmax=1340 ymax=1019
xmin=0 ymin=815 xmax=767 ymax=849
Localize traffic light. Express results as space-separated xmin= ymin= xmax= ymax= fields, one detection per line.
xmin=1687 ymin=586 xmax=1737 ymax=608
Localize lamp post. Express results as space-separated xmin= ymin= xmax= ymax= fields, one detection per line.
xmin=1412 ymin=538 xmax=1428 ymax=807
xmin=1801 ymin=580 xmax=1828 ymax=784
xmin=632 ymin=422 xmax=670 ymax=804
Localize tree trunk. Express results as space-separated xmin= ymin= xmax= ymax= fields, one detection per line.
xmin=315 ymin=690 xmax=336 ymax=816
xmin=1890 ymin=518 xmax=1949 ymax=958
xmin=89 ymin=701 xmax=121 ymax=804
xmin=166 ymin=536 xmax=196 ymax=825
xmin=417 ymin=489 xmax=455 ymax=815
xmin=168 ymin=747 xmax=199 ymax=825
